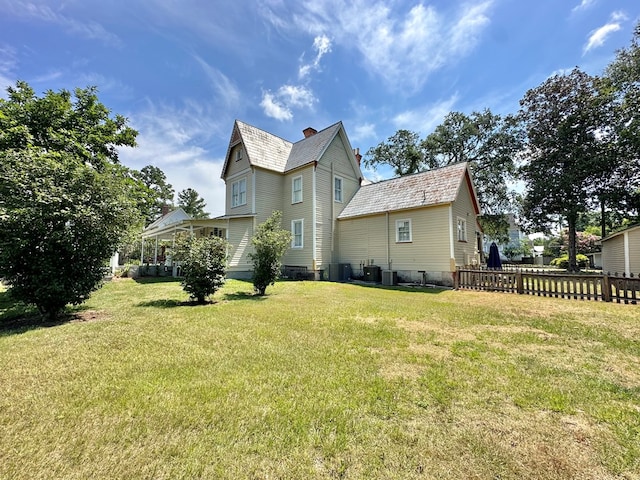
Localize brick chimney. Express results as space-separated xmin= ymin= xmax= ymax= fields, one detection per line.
xmin=303 ymin=127 xmax=317 ymax=138
xmin=354 ymin=148 xmax=362 ymax=166
xmin=161 ymin=204 xmax=170 ymax=217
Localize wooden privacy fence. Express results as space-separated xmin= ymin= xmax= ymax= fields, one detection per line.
xmin=455 ymin=267 xmax=640 ymax=305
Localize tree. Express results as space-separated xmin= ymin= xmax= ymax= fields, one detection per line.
xmin=177 ymin=188 xmax=209 ymax=219
xmin=248 ymin=211 xmax=291 ymax=296
xmin=363 ymin=110 xmax=523 ymax=241
xmin=174 ymin=235 xmax=228 ymax=304
xmin=134 ymin=165 xmax=175 ymax=224
xmin=0 ymin=82 xmax=138 ymax=319
xmin=518 ymin=68 xmax=612 ymax=272
xmin=421 ymin=110 xmax=523 ymax=240
xmin=600 ymin=22 xmax=640 ymax=230
xmin=364 ymin=130 xmax=424 ymax=176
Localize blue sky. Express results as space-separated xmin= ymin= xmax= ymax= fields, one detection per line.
xmin=1 ymin=0 xmax=639 ymax=217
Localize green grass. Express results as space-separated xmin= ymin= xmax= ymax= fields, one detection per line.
xmin=1 ymin=278 xmax=639 ymax=479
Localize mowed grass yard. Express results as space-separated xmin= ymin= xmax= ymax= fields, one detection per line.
xmin=1 ymin=278 xmax=639 ymax=480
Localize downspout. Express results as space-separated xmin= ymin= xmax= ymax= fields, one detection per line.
xmin=386 ymin=211 xmax=390 ymax=270
xmin=312 ymin=161 xmax=318 ymax=272
xmin=448 ymin=205 xmax=455 ymax=267
xmin=252 ymin=167 xmax=256 ymax=214
xmin=154 ymin=236 xmax=158 ymax=264
xmin=331 ymin=162 xmax=335 ymax=261
xmin=624 ymin=231 xmax=630 ymax=276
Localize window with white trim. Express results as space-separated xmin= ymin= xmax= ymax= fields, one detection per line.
xmin=457 ymin=217 xmax=467 ymax=242
xmin=292 ymin=176 xmax=303 ymax=204
xmin=334 ymin=176 xmax=343 ymax=202
xmin=396 ymin=219 xmax=412 ymax=243
xmin=235 ymin=148 xmax=243 ymax=162
xmin=231 ymin=178 xmax=246 ymax=208
xmin=292 ymin=219 xmax=303 ymax=248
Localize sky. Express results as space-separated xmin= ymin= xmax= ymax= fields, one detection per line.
xmin=1 ymin=0 xmax=639 ymax=218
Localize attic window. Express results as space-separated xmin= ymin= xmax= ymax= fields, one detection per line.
xmin=235 ymin=148 xmax=243 ymax=162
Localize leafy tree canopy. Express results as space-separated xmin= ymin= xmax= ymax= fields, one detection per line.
xmin=0 ymin=82 xmax=139 ymax=319
xmin=517 ymin=68 xmax=611 ymax=271
xmin=177 ymin=188 xmax=209 ymax=219
xmin=364 ymin=110 xmax=523 ymax=240
xmin=133 ymin=165 xmax=175 ymax=224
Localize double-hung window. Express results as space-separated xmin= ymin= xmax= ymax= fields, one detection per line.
xmin=231 ymin=178 xmax=246 ymax=208
xmin=292 ymin=219 xmax=303 ymax=248
xmin=292 ymin=176 xmax=303 ymax=204
xmin=334 ymin=176 xmax=343 ymax=203
xmin=457 ymin=217 xmax=467 ymax=242
xmin=396 ymin=219 xmax=412 ymax=243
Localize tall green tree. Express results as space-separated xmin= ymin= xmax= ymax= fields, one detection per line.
xmin=421 ymin=110 xmax=523 ymax=241
xmin=517 ymin=68 xmax=612 ymax=272
xmin=0 ymin=82 xmax=139 ymax=319
xmin=364 ymin=110 xmax=523 ymax=241
xmin=599 ymin=21 xmax=640 ymax=230
xmin=134 ymin=165 xmax=174 ymax=224
xmin=249 ymin=211 xmax=291 ymax=296
xmin=177 ymin=188 xmax=209 ymax=219
xmin=364 ymin=130 xmax=424 ymax=176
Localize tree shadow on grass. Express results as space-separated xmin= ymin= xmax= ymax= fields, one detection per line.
xmin=0 ymin=293 xmax=100 ymax=336
xmin=221 ymin=291 xmax=267 ymax=301
xmin=135 ymin=299 xmax=216 ymax=308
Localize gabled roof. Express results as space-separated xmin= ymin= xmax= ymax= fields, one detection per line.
xmin=145 ymin=207 xmax=191 ymax=231
xmin=338 ymin=162 xmax=477 ymax=219
xmin=221 ymin=120 xmax=348 ymax=177
xmin=602 ymin=224 xmax=640 ymax=243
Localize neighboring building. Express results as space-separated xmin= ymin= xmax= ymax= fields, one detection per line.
xmin=336 ymin=162 xmax=482 ymax=285
xmin=601 ymin=225 xmax=640 ymax=275
xmin=219 ymin=120 xmax=482 ymax=286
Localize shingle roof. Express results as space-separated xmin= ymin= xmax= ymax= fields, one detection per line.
xmin=338 ymin=162 xmax=470 ymax=219
xmin=236 ymin=120 xmax=292 ymax=173
xmin=285 ymin=122 xmax=342 ymax=171
xmin=229 ymin=120 xmax=343 ymax=174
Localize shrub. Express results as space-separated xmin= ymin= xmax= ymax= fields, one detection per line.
xmin=550 ymin=254 xmax=589 ymax=270
xmin=175 ymin=235 xmax=228 ymax=303
xmin=249 ymin=211 xmax=292 ymax=296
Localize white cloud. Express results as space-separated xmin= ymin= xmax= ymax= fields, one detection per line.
xmin=392 ymin=94 xmax=460 ymax=136
xmin=261 ymin=85 xmax=316 ymax=121
xmin=299 ymin=34 xmax=332 ymax=79
xmin=5 ymin=2 xmax=122 ymax=47
xmin=350 ymin=122 xmax=377 ymax=143
xmin=0 ymin=44 xmax=17 ymax=94
xmin=268 ymin=0 xmax=494 ymax=93
xmin=260 ymin=91 xmax=293 ymax=121
xmin=583 ymin=11 xmax=627 ymax=54
xmin=118 ymin=99 xmax=231 ymax=217
xmin=572 ymin=0 xmax=597 ymax=14
xmin=193 ymin=55 xmax=241 ymax=109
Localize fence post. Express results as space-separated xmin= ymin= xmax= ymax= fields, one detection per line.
xmin=516 ymin=269 xmax=524 ymax=294
xmin=602 ymin=272 xmax=611 ymax=302
xmin=454 ymin=267 xmax=459 ymax=290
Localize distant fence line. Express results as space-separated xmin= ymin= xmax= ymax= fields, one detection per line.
xmin=455 ymin=267 xmax=639 ymax=305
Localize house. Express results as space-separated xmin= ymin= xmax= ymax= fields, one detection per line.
xmin=601 ymin=224 xmax=640 ymax=275
xmin=141 ymin=207 xmax=227 ymax=274
xmin=336 ymin=162 xmax=482 ymax=285
xmin=219 ymin=120 xmax=482 ymax=286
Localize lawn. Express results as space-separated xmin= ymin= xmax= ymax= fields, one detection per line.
xmin=1 ymin=278 xmax=639 ymax=479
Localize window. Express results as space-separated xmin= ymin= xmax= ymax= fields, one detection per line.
xmin=235 ymin=148 xmax=243 ymax=162
xmin=457 ymin=217 xmax=467 ymax=242
xmin=334 ymin=176 xmax=343 ymax=203
xmin=292 ymin=219 xmax=303 ymax=248
xmin=231 ymin=178 xmax=246 ymax=207
xmin=396 ymin=219 xmax=412 ymax=243
xmin=292 ymin=176 xmax=303 ymax=204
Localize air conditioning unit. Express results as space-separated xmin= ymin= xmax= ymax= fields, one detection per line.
xmin=363 ymin=265 xmax=381 ymax=283
xmin=382 ymin=270 xmax=397 ymax=286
